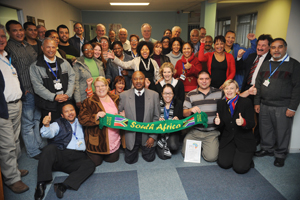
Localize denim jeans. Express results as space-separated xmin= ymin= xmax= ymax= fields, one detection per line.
xmin=21 ymin=92 xmax=47 ymax=157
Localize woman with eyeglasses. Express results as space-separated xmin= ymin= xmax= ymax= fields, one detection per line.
xmin=156 ymin=84 xmax=183 ymax=160
xmin=100 ymin=36 xmax=112 ymax=61
xmin=73 ymin=43 xmax=105 ymax=108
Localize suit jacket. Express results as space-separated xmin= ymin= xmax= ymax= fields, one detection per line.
xmin=217 ymin=97 xmax=256 ymax=153
xmin=69 ymin=35 xmax=88 ymax=55
xmin=119 ymin=88 xmax=160 ymax=150
xmin=237 ymin=52 xmax=271 ymax=92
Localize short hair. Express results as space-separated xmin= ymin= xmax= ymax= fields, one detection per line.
xmin=198 ymin=70 xmax=211 ymax=79
xmin=161 ymin=36 xmax=170 ymax=43
xmin=23 ymin=22 xmax=36 ymax=30
xmin=172 ymin=26 xmax=182 ymax=33
xmin=57 ymin=24 xmax=69 ymax=33
xmin=5 ymin=20 xmax=21 ymax=32
xmin=257 ymin=34 xmax=273 ymax=46
xmin=170 ymin=37 xmax=183 ymax=51
xmin=119 ymin=28 xmax=128 ymax=35
xmin=60 ymin=101 xmax=75 ymax=114
xmin=42 ymin=37 xmax=56 ymax=46
xmin=199 ymin=27 xmax=206 ymax=31
xmin=214 ymin=35 xmax=226 ymax=44
xmin=96 ymin=24 xmax=106 ymax=31
xmin=81 ymin=42 xmax=93 ymax=54
xmin=100 ymin=36 xmax=109 ymax=43
xmin=271 ymin=38 xmax=287 ymax=47
xmin=205 ymin=35 xmax=213 ymax=41
xmin=223 ymin=79 xmax=239 ymax=90
xmin=91 ymin=42 xmax=102 ymax=50
xmin=190 ymin=29 xmax=200 ymax=36
xmin=45 ymin=29 xmax=57 ymax=37
xmin=112 ymin=41 xmax=123 ymax=49
xmin=73 ymin=22 xmax=83 ymax=29
xmin=164 ymin=29 xmax=172 ymax=35
xmin=182 ymin=42 xmax=194 ymax=52
xmin=130 ymin=34 xmax=140 ymax=41
xmin=37 ymin=25 xmax=45 ymax=29
xmin=94 ymin=76 xmax=109 ymax=87
xmin=0 ymin=24 xmax=6 ymax=34
xmin=137 ymin=41 xmax=153 ymax=56
xmin=225 ymin=30 xmax=235 ymax=36
xmin=141 ymin=23 xmax=152 ymax=32
xmin=113 ymin=76 xmax=126 ymax=90
xmin=153 ymin=41 xmax=162 ymax=49
xmin=159 ymin=62 xmax=175 ymax=78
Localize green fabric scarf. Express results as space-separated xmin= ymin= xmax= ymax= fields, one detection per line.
xmin=99 ymin=112 xmax=208 ymax=134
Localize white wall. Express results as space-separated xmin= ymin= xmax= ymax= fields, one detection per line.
xmin=0 ymin=0 xmax=82 ymax=33
xmin=286 ymin=0 xmax=300 ymax=153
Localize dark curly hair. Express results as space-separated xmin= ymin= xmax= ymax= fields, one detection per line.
xmin=170 ymin=37 xmax=183 ymax=52
xmin=137 ymin=41 xmax=153 ymax=57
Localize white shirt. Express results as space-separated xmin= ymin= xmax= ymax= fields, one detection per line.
xmin=0 ymin=51 xmax=22 ymax=102
xmin=270 ymin=53 xmax=290 ymax=62
xmin=76 ymin=35 xmax=85 ymax=56
xmin=250 ymin=52 xmax=268 ymax=85
xmin=134 ymin=88 xmax=145 ymax=96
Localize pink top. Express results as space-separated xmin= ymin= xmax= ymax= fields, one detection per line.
xmin=100 ymin=98 xmax=120 ymax=153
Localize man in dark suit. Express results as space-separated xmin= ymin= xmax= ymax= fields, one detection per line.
xmin=69 ymin=22 xmax=88 ymax=56
xmin=236 ymin=34 xmax=273 ymax=145
xmin=119 ymin=71 xmax=160 ymax=164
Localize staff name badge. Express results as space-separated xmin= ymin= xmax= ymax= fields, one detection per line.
xmin=263 ymin=79 xmax=270 ymax=87
xmin=77 ymin=140 xmax=83 ymax=147
xmin=54 ymin=82 xmax=62 ymax=90
xmin=180 ymin=74 xmax=186 ymax=81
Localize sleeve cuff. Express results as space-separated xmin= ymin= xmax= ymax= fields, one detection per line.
xmin=242 ymin=118 xmax=247 ymax=127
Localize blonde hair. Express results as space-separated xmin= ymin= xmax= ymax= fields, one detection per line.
xmin=223 ymin=79 xmax=239 ymax=90
xmin=159 ymin=62 xmax=175 ymax=77
xmin=94 ymin=76 xmax=108 ymax=87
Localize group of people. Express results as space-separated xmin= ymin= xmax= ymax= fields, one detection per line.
xmin=0 ymin=19 xmax=299 ymax=200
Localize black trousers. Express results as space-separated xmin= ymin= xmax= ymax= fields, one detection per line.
xmin=217 ymin=140 xmax=253 ymax=174
xmin=125 ymin=133 xmax=155 ymax=164
xmin=37 ymin=144 xmax=95 ymax=190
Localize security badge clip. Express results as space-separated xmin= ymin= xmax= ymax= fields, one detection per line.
xmin=263 ymin=79 xmax=270 ymax=87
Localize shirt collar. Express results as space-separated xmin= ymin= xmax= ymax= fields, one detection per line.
xmin=134 ymin=88 xmax=145 ymax=96
xmin=44 ymin=55 xmax=56 ymax=63
xmin=0 ymin=50 xmax=8 ymax=58
xmin=75 ymin=35 xmax=84 ymax=41
xmin=270 ymin=53 xmax=289 ymax=62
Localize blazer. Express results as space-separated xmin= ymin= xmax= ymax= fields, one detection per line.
xmin=69 ymin=35 xmax=88 ymax=55
xmin=119 ymin=88 xmax=160 ymax=150
xmin=217 ymin=97 xmax=256 ymax=153
xmin=237 ymin=52 xmax=272 ymax=92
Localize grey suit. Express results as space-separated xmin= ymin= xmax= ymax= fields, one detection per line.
xmin=119 ymin=88 xmax=160 ymax=151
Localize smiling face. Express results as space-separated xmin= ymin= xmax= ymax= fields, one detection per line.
xmin=224 ymin=82 xmax=239 ymax=99
xmin=214 ymin=39 xmax=225 ymax=53
xmin=0 ymin=30 xmax=7 ymax=54
xmin=256 ymin=39 xmax=270 ymax=56
xmin=95 ymin=80 xmax=108 ymax=98
xmin=61 ymin=104 xmax=76 ymax=123
xmin=109 ymin=30 xmax=115 ymax=41
xmin=96 ymin=25 xmax=106 ymax=38
xmin=49 ymin=32 xmax=59 ymax=47
xmin=225 ymin=32 xmax=235 ymax=48
xmin=74 ymin=23 xmax=83 ymax=36
xmin=154 ymin=43 xmax=162 ymax=55
xmin=270 ymin=40 xmax=287 ymax=61
xmin=83 ymin=44 xmax=94 ymax=59
xmin=172 ymin=41 xmax=181 ymax=54
xmin=113 ymin=44 xmax=123 ymax=58
xmin=140 ymin=45 xmax=150 ymax=59
xmin=163 ymin=67 xmax=173 ymax=82
xmin=100 ymin=38 xmax=109 ymax=51
xmin=199 ymin=28 xmax=206 ymax=39
xmin=162 ymin=38 xmax=170 ymax=49
xmin=119 ymin=29 xmax=127 ymax=43
xmin=197 ymin=72 xmax=211 ymax=90
xmin=172 ymin=28 xmax=181 ymax=38
xmin=132 ymin=71 xmax=145 ymax=91
xmin=42 ymin=39 xmax=57 ymax=60
xmin=205 ymin=36 xmax=213 ymax=51
xmin=58 ymin=28 xmax=69 ymax=43
xmin=162 ymin=86 xmax=174 ymax=104
xmin=115 ymin=80 xmax=125 ymax=93
xmin=142 ymin=25 xmax=151 ymax=40
xmin=25 ymin=25 xmax=37 ymax=40
xmin=190 ymin=30 xmax=199 ymax=45
xmin=8 ymin=24 xmax=24 ymax=43
xmin=37 ymin=26 xmax=46 ymax=40
xmin=93 ymin=45 xmax=101 ymax=58
xmin=182 ymin=43 xmax=192 ymax=59
xmin=164 ymin=30 xmax=171 ymax=38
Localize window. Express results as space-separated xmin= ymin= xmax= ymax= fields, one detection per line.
xmin=215 ymin=18 xmax=231 ymax=37
xmin=236 ymin=13 xmax=257 ymax=48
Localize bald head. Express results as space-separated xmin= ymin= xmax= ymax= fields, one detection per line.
xmin=132 ymin=71 xmax=145 ymax=90
xmin=119 ymin=28 xmax=128 ymax=43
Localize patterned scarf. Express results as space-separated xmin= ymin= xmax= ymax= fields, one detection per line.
xmin=226 ymin=94 xmax=239 ymax=117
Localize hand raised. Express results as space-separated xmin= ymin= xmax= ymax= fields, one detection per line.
xmin=247 ymin=33 xmax=256 ymax=41
xmin=236 ymin=113 xmax=244 ymax=126
xmin=248 ymin=85 xmax=257 ymax=95
xmin=214 ymin=113 xmax=220 ymax=125
xmin=237 ymin=49 xmax=246 ymax=58
xmin=200 ymin=38 xmax=206 ymax=43
xmin=107 ymin=51 xmax=115 ymax=59
xmin=42 ymin=112 xmax=51 ymax=127
xmin=86 ymin=77 xmax=94 ymax=87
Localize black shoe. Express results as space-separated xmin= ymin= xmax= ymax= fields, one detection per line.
xmin=254 ymin=150 xmax=274 ymax=157
xmin=274 ymin=157 xmax=285 ymax=167
xmin=34 ymin=183 xmax=46 ymax=200
xmin=250 ymin=160 xmax=255 ymax=168
xmin=54 ymin=183 xmax=67 ymax=199
xmin=33 ymin=153 xmax=41 ymax=160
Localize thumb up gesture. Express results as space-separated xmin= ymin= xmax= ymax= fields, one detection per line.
xmin=42 ymin=112 xmax=51 ymax=127
xmin=236 ymin=113 xmax=244 ymax=126
xmin=214 ymin=113 xmax=220 ymax=125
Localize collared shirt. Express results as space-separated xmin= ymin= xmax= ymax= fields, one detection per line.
xmin=193 ymin=42 xmax=200 ymax=54
xmin=0 ymin=51 xmax=22 ymax=102
xmin=139 ymin=37 xmax=157 ymax=43
xmin=184 ymin=87 xmax=223 ymax=131
xmin=270 ymin=53 xmax=290 ymax=62
xmin=44 ymin=55 xmax=57 ymax=63
xmin=250 ymin=52 xmax=268 ymax=85
xmin=75 ymin=35 xmax=85 ymax=56
xmin=40 ymin=118 xmax=86 ymax=151
xmin=5 ymin=38 xmax=37 ymax=93
xmin=204 ymin=48 xmax=214 ymax=54
xmin=134 ymin=88 xmax=145 ymax=96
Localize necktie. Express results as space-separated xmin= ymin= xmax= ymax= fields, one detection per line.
xmin=138 ymin=91 xmax=141 ymax=96
xmin=247 ymin=55 xmax=261 ymax=85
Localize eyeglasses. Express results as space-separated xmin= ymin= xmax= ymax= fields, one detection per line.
xmin=162 ymin=93 xmax=174 ymax=96
xmin=101 ymin=41 xmax=108 ymax=44
xmin=83 ymin=48 xmax=93 ymax=51
xmin=131 ymin=39 xmax=138 ymax=42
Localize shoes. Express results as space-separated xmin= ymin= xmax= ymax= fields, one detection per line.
xmin=33 ymin=153 xmax=41 ymax=160
xmin=54 ymin=183 xmax=67 ymax=199
xmin=254 ymin=150 xmax=274 ymax=157
xmin=34 ymin=183 xmax=46 ymax=200
xmin=274 ymin=157 xmax=285 ymax=167
xmin=19 ymin=169 xmax=29 ymax=177
xmin=8 ymin=180 xmax=29 ymax=194
xmin=250 ymin=160 xmax=255 ymax=168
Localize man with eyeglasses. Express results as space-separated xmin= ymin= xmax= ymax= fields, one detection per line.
xmin=30 ymin=37 xmax=75 ymax=122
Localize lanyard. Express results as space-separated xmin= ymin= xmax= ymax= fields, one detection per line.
xmin=0 ymin=57 xmax=11 ymax=66
xmin=73 ymin=121 xmax=79 ymax=140
xmin=132 ymin=52 xmax=137 ymax=58
xmin=182 ymin=62 xmax=185 ymax=70
xmin=268 ymin=55 xmax=288 ymax=79
xmin=45 ymin=61 xmax=58 ymax=81
xmin=141 ymin=58 xmax=150 ymax=71
xmin=164 ymin=99 xmax=173 ymax=120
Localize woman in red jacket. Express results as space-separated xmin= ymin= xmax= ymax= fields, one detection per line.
xmin=198 ymin=35 xmax=236 ymax=89
xmin=174 ymin=42 xmax=202 ymax=92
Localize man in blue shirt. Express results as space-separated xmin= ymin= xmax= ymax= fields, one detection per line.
xmin=34 ymin=103 xmax=95 ymax=200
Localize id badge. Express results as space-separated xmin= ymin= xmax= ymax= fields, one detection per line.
xmin=180 ymin=74 xmax=186 ymax=81
xmin=77 ymin=140 xmax=83 ymax=147
xmin=54 ymin=82 xmax=62 ymax=90
xmin=12 ymin=69 xmax=17 ymax=76
xmin=263 ymin=79 xmax=270 ymax=87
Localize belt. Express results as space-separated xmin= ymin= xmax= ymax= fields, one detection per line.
xmin=8 ymin=99 xmax=21 ymax=104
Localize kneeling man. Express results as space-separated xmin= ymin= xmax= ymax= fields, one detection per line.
xmin=34 ymin=103 xmax=95 ymax=200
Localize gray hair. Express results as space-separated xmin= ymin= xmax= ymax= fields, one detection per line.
xmin=42 ymin=37 xmax=56 ymax=46
xmin=172 ymin=26 xmax=182 ymax=33
xmin=0 ymin=24 xmax=6 ymax=34
xmin=190 ymin=29 xmax=200 ymax=36
xmin=141 ymin=23 xmax=152 ymax=32
xmin=119 ymin=28 xmax=128 ymax=34
xmin=37 ymin=25 xmax=46 ymax=29
xmin=96 ymin=24 xmax=106 ymax=31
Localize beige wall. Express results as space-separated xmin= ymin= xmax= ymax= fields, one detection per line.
xmin=0 ymin=0 xmax=82 ymax=33
xmin=217 ymin=0 xmax=292 ymax=39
